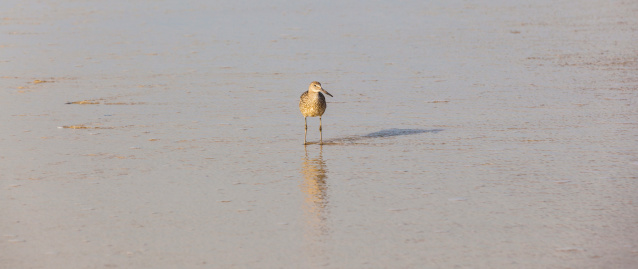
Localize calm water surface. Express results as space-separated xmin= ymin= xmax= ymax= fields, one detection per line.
xmin=1 ymin=0 xmax=637 ymax=268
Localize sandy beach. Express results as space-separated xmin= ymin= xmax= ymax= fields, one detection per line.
xmin=2 ymin=0 xmax=637 ymax=268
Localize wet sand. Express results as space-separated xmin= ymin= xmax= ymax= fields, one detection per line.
xmin=2 ymin=0 xmax=637 ymax=268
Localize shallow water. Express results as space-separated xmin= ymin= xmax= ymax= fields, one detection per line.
xmin=2 ymin=0 xmax=637 ymax=268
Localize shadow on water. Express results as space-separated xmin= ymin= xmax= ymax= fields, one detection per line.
xmin=311 ymin=128 xmax=443 ymax=145
xmin=362 ymin=128 xmax=443 ymax=138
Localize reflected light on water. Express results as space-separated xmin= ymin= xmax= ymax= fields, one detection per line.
xmin=300 ymin=145 xmax=330 ymax=266
xmin=300 ymin=145 xmax=329 ymax=237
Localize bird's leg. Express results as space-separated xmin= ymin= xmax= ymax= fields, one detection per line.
xmin=319 ymin=117 xmax=323 ymax=145
xmin=304 ymin=117 xmax=308 ymax=145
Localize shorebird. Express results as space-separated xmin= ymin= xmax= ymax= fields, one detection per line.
xmin=299 ymin=81 xmax=333 ymax=145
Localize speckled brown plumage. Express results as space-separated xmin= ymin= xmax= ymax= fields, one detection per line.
xmin=299 ymin=91 xmax=327 ymax=117
xmin=299 ymin=81 xmax=333 ymax=145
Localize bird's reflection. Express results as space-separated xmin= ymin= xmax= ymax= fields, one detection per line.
xmin=300 ymin=145 xmax=329 ymax=239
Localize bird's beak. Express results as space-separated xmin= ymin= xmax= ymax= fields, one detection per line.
xmin=321 ymin=88 xmax=333 ymax=97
